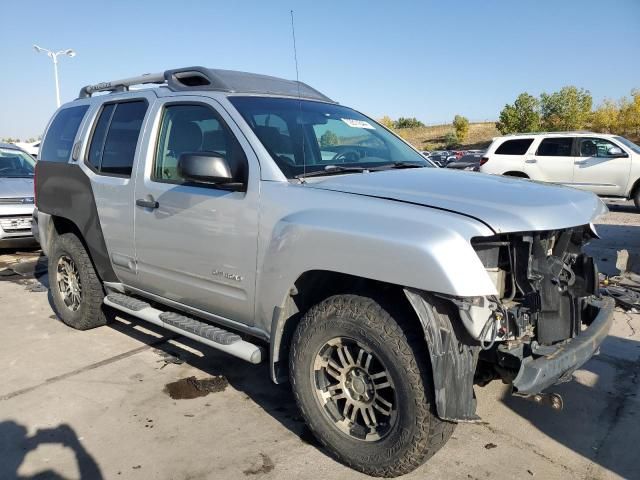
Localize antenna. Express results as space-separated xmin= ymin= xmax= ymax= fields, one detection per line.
xmin=290 ymin=10 xmax=306 ymax=182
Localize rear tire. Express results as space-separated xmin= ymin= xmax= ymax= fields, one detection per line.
xmin=49 ymin=232 xmax=110 ymax=330
xmin=633 ymin=186 xmax=640 ymax=210
xmin=289 ymin=294 xmax=454 ymax=477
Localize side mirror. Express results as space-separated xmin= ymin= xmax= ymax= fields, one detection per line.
xmin=607 ymin=146 xmax=626 ymax=157
xmin=177 ymin=152 xmax=234 ymax=185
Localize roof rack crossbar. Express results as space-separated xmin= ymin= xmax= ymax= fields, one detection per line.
xmin=78 ymin=72 xmax=166 ymax=98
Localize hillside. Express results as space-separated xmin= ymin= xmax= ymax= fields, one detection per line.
xmin=396 ymin=121 xmax=500 ymax=151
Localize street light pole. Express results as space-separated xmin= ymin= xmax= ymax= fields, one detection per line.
xmin=33 ymin=45 xmax=76 ymax=108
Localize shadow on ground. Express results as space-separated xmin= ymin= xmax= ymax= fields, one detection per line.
xmin=106 ymin=313 xmax=318 ymax=446
xmin=0 ymin=421 xmax=103 ymax=480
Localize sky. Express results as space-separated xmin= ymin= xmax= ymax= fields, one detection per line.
xmin=1 ymin=0 xmax=639 ymax=139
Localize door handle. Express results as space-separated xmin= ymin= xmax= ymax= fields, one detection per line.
xmin=136 ymin=198 xmax=159 ymax=209
xmin=525 ymin=159 xmax=537 ymax=164
xmin=574 ymin=160 xmax=587 ymax=165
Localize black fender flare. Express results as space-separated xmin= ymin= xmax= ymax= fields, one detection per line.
xmin=404 ymin=288 xmax=480 ymax=422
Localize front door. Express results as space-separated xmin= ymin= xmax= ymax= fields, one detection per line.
xmin=524 ymin=137 xmax=575 ymax=184
xmin=572 ymin=137 xmax=632 ymax=196
xmin=132 ymin=98 xmax=260 ymax=326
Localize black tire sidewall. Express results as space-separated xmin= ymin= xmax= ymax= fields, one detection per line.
xmin=291 ymin=297 xmax=434 ymax=471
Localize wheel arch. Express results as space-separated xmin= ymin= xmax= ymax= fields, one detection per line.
xmin=48 ymin=214 xmax=118 ymax=283
xmin=269 ymin=271 xmax=479 ymax=422
xmin=628 ymin=176 xmax=640 ymax=199
xmin=503 ymin=171 xmax=529 ymax=178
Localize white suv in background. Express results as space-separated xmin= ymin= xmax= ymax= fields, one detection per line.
xmin=480 ymin=132 xmax=640 ymax=208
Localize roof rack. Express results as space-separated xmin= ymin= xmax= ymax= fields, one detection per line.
xmin=78 ymin=66 xmax=334 ymax=103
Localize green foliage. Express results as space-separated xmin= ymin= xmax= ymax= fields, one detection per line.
xmin=444 ymin=132 xmax=459 ymax=148
xmin=394 ymin=117 xmax=425 ymax=129
xmin=378 ymin=116 xmax=394 ymax=129
xmin=452 ymin=115 xmax=470 ymax=142
xmin=496 ymin=93 xmax=541 ymax=134
xmin=319 ymin=130 xmax=339 ymax=148
xmin=1 ymin=137 xmax=20 ymax=143
xmin=540 ymin=86 xmax=592 ymax=131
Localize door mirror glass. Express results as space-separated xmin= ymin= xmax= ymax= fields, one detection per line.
xmin=177 ymin=153 xmax=234 ymax=185
xmin=607 ymin=146 xmax=625 ymax=157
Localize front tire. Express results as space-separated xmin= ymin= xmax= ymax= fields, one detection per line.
xmin=49 ymin=232 xmax=110 ymax=330
xmin=289 ymin=294 xmax=453 ymax=477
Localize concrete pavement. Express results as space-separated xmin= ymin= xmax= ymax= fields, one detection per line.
xmin=0 ymin=203 xmax=639 ymax=480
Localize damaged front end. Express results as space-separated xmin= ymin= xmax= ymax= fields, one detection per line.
xmin=465 ymin=225 xmax=615 ymax=395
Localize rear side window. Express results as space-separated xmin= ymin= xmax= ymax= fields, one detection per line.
xmin=86 ymin=100 xmax=147 ymax=176
xmin=495 ymin=139 xmax=533 ymax=155
xmin=40 ymin=105 xmax=89 ymax=162
xmin=537 ymin=138 xmax=573 ymax=157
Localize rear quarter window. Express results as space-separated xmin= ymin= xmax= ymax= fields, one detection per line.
xmin=494 ymin=138 xmax=533 ymax=155
xmin=40 ymin=105 xmax=89 ymax=162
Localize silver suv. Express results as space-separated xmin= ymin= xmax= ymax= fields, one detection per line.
xmin=35 ymin=67 xmax=614 ymax=477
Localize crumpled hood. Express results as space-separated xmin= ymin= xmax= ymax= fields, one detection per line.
xmin=0 ymin=177 xmax=34 ymax=198
xmin=307 ymin=168 xmax=608 ymax=234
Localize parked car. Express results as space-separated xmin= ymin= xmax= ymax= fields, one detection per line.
xmin=446 ymin=153 xmax=483 ymax=171
xmin=35 ymin=67 xmax=613 ymax=477
xmin=15 ymin=141 xmax=40 ymax=158
xmin=480 ymin=132 xmax=640 ymax=208
xmin=0 ymin=142 xmax=37 ymax=248
xmin=426 ymin=150 xmax=451 ymax=167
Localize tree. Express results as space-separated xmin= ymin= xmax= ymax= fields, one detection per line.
xmin=618 ymin=89 xmax=640 ymax=137
xmin=495 ymin=92 xmax=540 ymax=134
xmin=540 ymin=86 xmax=592 ymax=131
xmin=444 ymin=132 xmax=458 ymax=148
xmin=452 ymin=115 xmax=470 ymax=142
xmin=591 ymin=99 xmax=620 ymax=134
xmin=319 ymin=130 xmax=339 ymax=148
xmin=378 ymin=116 xmax=394 ymax=129
xmin=394 ymin=117 xmax=425 ymax=129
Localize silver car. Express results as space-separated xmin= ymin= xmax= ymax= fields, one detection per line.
xmin=0 ymin=142 xmax=36 ymax=248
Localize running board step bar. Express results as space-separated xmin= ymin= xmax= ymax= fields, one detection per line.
xmin=104 ymin=293 xmax=263 ymax=364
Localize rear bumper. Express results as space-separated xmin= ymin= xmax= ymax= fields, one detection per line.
xmin=512 ymin=296 xmax=615 ymax=395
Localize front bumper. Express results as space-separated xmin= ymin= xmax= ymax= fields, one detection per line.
xmin=512 ymin=296 xmax=615 ymax=395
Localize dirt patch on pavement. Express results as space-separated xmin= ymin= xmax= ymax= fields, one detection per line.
xmin=243 ymin=453 xmax=275 ymax=476
xmin=163 ymin=376 xmax=228 ymax=399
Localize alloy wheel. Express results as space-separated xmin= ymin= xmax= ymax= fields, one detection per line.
xmin=312 ymin=337 xmax=397 ymax=441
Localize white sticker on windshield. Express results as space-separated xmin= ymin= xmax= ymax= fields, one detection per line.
xmin=341 ymin=118 xmax=375 ymax=129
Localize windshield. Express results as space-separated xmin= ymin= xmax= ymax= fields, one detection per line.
xmin=229 ymin=97 xmax=430 ymax=178
xmin=614 ymin=136 xmax=640 ymax=154
xmin=0 ymin=148 xmax=35 ymax=177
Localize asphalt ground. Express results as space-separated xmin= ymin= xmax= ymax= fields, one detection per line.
xmin=0 ymin=200 xmax=638 ymax=480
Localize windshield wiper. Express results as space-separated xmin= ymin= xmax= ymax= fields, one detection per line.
xmin=370 ymin=161 xmax=427 ymax=171
xmin=295 ymin=165 xmax=368 ymax=179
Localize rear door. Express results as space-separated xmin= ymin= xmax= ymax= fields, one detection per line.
xmin=572 ymin=137 xmax=632 ymax=196
xmin=131 ymin=96 xmax=260 ymax=326
xmin=525 ymin=137 xmax=574 ymax=184
xmin=80 ymin=92 xmax=155 ymax=286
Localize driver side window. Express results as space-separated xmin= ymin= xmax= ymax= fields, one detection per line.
xmin=579 ymin=138 xmax=622 ymax=158
xmin=154 ymin=104 xmax=237 ymax=182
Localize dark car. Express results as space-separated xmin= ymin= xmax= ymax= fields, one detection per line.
xmin=446 ymin=153 xmax=483 ymax=171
